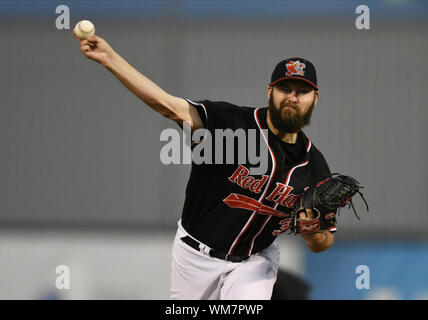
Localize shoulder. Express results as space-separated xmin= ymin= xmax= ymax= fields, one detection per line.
xmin=189 ymin=99 xmax=254 ymax=114
xmin=186 ymin=99 xmax=257 ymax=129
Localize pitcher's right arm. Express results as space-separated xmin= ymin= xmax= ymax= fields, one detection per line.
xmin=73 ymin=32 xmax=204 ymax=131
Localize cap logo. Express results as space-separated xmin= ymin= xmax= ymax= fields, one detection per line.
xmin=285 ymin=60 xmax=306 ymax=76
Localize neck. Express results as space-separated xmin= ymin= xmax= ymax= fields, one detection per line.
xmin=266 ymin=109 xmax=298 ymax=144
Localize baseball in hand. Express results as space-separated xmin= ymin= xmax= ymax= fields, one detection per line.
xmin=73 ymin=20 xmax=95 ymax=39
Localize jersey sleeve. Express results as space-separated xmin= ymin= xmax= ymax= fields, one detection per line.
xmin=185 ymin=99 xmax=247 ymax=132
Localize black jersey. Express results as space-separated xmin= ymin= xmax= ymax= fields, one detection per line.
xmin=180 ymin=99 xmax=335 ymax=257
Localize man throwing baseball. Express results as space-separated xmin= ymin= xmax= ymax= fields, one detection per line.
xmin=73 ymin=31 xmax=336 ymax=300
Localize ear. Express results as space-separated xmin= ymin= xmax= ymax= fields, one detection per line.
xmin=267 ymin=85 xmax=273 ymax=100
xmin=313 ymin=90 xmax=319 ymax=106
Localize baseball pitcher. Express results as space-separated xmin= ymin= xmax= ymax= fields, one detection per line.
xmin=73 ymin=31 xmax=367 ymax=300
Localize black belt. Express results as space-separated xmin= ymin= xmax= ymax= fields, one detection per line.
xmin=180 ymin=236 xmax=250 ymax=263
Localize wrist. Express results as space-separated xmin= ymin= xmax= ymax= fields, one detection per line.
xmin=102 ymin=50 xmax=120 ymax=69
xmin=302 ymin=231 xmax=333 ymax=253
xmin=302 ymin=231 xmax=327 ymax=244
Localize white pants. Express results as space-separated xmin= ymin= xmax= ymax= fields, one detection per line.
xmin=170 ymin=221 xmax=280 ymax=300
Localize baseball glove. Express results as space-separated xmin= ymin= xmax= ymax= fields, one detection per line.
xmin=290 ymin=174 xmax=369 ymax=234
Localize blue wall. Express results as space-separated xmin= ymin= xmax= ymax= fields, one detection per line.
xmin=305 ymin=241 xmax=428 ymax=300
xmin=1 ymin=0 xmax=427 ymax=19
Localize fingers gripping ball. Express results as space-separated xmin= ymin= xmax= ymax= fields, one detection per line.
xmin=73 ymin=20 xmax=95 ymax=39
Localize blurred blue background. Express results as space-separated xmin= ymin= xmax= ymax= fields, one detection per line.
xmin=306 ymin=241 xmax=428 ymax=299
xmin=1 ymin=0 xmax=427 ymax=20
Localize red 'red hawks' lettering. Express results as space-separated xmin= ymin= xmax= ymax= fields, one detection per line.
xmin=265 ymin=183 xmax=299 ymax=208
xmin=228 ymin=165 xmax=269 ymax=194
xmin=272 ymin=218 xmax=291 ymax=236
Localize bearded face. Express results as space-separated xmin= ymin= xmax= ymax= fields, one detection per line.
xmin=268 ymin=85 xmax=316 ymax=134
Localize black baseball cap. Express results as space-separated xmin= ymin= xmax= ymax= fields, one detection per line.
xmin=270 ymin=57 xmax=318 ymax=90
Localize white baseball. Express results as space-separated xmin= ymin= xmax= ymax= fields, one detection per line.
xmin=73 ymin=20 xmax=95 ymax=39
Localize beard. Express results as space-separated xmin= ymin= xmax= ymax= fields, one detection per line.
xmin=268 ymin=91 xmax=315 ymax=133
